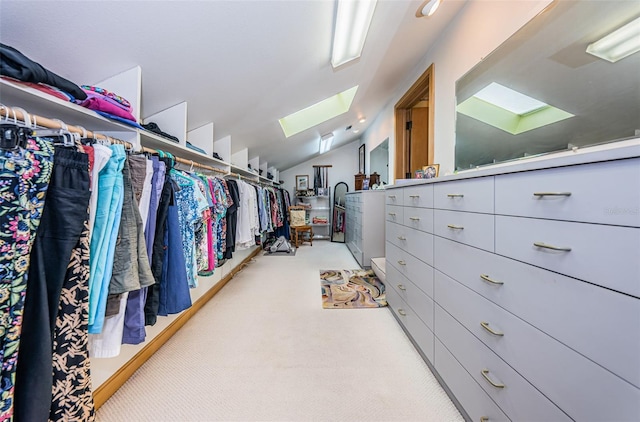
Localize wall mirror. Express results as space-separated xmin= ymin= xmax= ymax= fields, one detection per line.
xmin=370 ymin=138 xmax=389 ymax=186
xmin=455 ymin=1 xmax=640 ymax=171
xmin=331 ymin=182 xmax=348 ymax=243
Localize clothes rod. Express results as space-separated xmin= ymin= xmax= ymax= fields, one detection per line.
xmin=1 ymin=104 xmax=228 ymax=175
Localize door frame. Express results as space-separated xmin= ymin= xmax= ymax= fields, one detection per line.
xmin=394 ymin=64 xmax=435 ymax=180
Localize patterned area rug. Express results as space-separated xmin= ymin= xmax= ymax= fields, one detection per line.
xmin=320 ymin=269 xmax=387 ymax=309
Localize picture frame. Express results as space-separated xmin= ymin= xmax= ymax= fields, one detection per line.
xmin=414 ymin=169 xmax=425 ymax=179
xmin=358 ymin=144 xmax=365 ymax=174
xmin=295 ymin=175 xmax=309 ymax=191
xmin=423 ymin=164 xmax=440 ymax=179
xmin=362 ymin=178 xmax=370 ymax=190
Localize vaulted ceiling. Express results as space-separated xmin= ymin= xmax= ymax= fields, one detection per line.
xmin=0 ymin=0 xmax=466 ymax=170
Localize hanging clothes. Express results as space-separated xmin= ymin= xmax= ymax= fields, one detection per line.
xmin=14 ymin=146 xmax=91 ymax=422
xmin=0 ymin=136 xmax=54 ymax=421
xmin=223 ymin=179 xmax=239 ymax=260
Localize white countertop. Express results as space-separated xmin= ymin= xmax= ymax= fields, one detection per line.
xmin=387 ymin=138 xmax=640 ymax=189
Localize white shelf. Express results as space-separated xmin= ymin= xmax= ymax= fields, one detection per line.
xmin=139 ymin=130 xmax=231 ymax=169
xmin=0 ymin=78 xmax=137 ymax=133
xmin=310 ymin=223 xmax=329 ymax=226
xmin=310 ymin=207 xmax=330 ymax=211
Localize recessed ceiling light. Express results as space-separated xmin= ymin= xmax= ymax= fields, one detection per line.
xmin=416 ymin=0 xmax=441 ymax=18
xmin=353 ymin=129 xmax=360 ymax=133
xmin=586 ymin=16 xmax=640 ymax=63
xmin=359 ymin=117 xmax=366 ymax=123
xmin=278 ymin=86 xmax=359 ymax=137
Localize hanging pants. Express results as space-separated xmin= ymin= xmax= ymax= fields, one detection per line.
xmin=14 ymin=148 xmax=90 ymax=422
xmin=0 ymin=138 xmax=54 ymax=421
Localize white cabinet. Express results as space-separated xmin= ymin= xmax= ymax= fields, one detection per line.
xmin=345 ymin=190 xmax=385 ymax=267
xmin=385 ymin=148 xmax=640 ymax=421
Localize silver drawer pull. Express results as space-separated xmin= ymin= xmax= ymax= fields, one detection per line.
xmin=409 ymin=195 xmax=420 ymax=198
xmin=480 ymin=274 xmax=504 ymax=285
xmin=481 ymin=369 xmax=505 ymax=389
xmin=447 ymin=224 xmax=464 ymax=230
xmin=447 ymin=193 xmax=464 ymax=198
xmin=388 ymin=195 xmax=396 ymax=199
xmin=388 ymin=212 xmax=396 ymax=216
xmin=409 ymin=217 xmax=420 ymax=221
xmin=480 ymin=321 xmax=504 ymax=336
xmin=398 ymin=308 xmax=407 ymax=316
xmin=533 ymin=192 xmax=572 ymax=197
xmin=480 ymin=418 xmax=489 ymax=422
xmin=397 ymin=284 xmax=407 ymax=291
xmin=397 ymin=236 xmax=407 ymax=241
xmin=397 ymin=260 xmax=406 ymax=266
xmin=534 ymin=242 xmax=571 ymax=252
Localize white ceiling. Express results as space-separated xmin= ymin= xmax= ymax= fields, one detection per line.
xmin=0 ymin=0 xmax=466 ymax=171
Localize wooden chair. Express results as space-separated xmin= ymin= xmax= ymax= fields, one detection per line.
xmin=288 ymin=206 xmax=313 ymax=247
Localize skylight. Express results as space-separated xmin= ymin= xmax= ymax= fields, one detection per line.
xmin=474 ymin=82 xmax=548 ymax=115
xmin=279 ymin=86 xmax=358 ymax=138
xmin=457 ymin=82 xmax=574 ymax=135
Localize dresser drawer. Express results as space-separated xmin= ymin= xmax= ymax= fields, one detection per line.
xmin=386 ymin=205 xmax=403 ymax=224
xmin=434 ymin=236 xmax=640 ymax=388
xmin=386 ymin=221 xmax=434 ymax=266
xmin=495 ymin=158 xmax=640 ymax=227
xmin=434 ymin=210 xmax=495 ymax=252
xmin=386 ymin=241 xmax=434 ymax=297
xmin=435 ymin=270 xmax=640 ymax=422
xmin=403 ymin=207 xmax=434 ymax=234
xmin=403 ymin=184 xmax=434 ymax=208
xmin=387 ymin=285 xmax=435 ymax=363
xmin=386 ymin=264 xmax=434 ymax=330
xmin=435 ymin=339 xmax=509 ymax=422
xmin=495 ymin=215 xmax=640 ymax=297
xmin=434 ymin=177 xmax=494 ymax=213
xmin=436 ymin=305 xmax=570 ymax=421
xmin=386 ymin=190 xmax=403 ymax=206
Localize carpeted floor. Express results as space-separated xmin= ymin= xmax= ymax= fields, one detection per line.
xmin=320 ymin=269 xmax=387 ymax=308
xmin=96 ymin=242 xmax=463 ymax=421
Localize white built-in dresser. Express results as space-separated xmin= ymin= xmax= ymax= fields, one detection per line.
xmin=385 ymin=141 xmax=640 ymax=421
xmin=345 ymin=190 xmax=385 ymax=267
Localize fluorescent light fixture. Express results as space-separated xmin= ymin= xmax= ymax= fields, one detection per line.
xmin=586 ymin=16 xmax=640 ymax=63
xmin=279 ymin=86 xmax=358 ymax=138
xmin=332 ymin=0 xmax=378 ymax=68
xmin=416 ymin=0 xmax=441 ymax=18
xmin=457 ymin=82 xmax=574 ymax=135
xmin=474 ymin=82 xmax=548 ymax=115
xmin=319 ymin=133 xmax=334 ymax=154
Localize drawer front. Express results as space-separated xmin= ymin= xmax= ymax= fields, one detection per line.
xmin=386 ymin=221 xmax=434 ymax=265
xmin=435 ymin=270 xmax=640 ymax=422
xmin=495 ymin=215 xmax=640 ymax=297
xmin=434 ymin=177 xmax=494 ymax=213
xmin=387 ymin=285 xmax=435 ymax=363
xmin=435 ymin=339 xmax=509 ymax=422
xmin=495 ymin=158 xmax=640 ymax=227
xmin=386 ymin=241 xmax=434 ymax=298
xmin=403 ymin=207 xmax=434 ymax=234
xmin=434 ymin=210 xmax=495 ymax=252
xmin=403 ymin=184 xmax=434 ymax=208
xmin=386 ymin=264 xmax=434 ymax=330
xmin=435 ymin=236 xmax=640 ymax=388
xmin=386 ymin=205 xmax=403 ymax=224
xmin=436 ymin=305 xmax=570 ymax=421
xmin=386 ymin=190 xmax=403 ymax=206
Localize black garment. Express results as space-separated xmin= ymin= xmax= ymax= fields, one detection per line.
xmin=145 ymin=158 xmax=174 ymax=326
xmin=141 ymin=122 xmax=180 ymax=143
xmin=224 ymin=179 xmax=240 ymax=260
xmin=14 ymin=148 xmax=90 ymax=422
xmin=0 ymin=43 xmax=87 ymax=100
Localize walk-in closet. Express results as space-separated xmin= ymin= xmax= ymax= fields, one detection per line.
xmin=1 ymin=0 xmax=639 ymax=421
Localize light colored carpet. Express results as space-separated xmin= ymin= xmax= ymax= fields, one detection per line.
xmin=96 ymin=242 xmax=463 ymax=421
xmin=320 ymin=269 xmax=387 ymax=308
